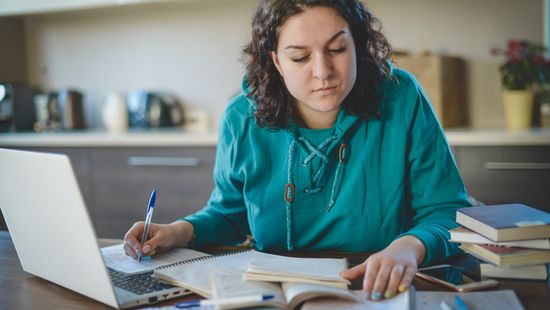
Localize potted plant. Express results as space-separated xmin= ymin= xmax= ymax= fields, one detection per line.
xmin=491 ymin=40 xmax=548 ymax=130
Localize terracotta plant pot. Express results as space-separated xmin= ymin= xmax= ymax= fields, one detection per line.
xmin=502 ymin=90 xmax=534 ymax=130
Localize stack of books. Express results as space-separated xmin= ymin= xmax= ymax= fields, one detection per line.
xmin=450 ymin=204 xmax=550 ymax=280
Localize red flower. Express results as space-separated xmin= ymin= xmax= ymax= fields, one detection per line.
xmin=493 ymin=39 xmax=548 ymax=90
xmin=507 ymin=40 xmax=522 ymax=61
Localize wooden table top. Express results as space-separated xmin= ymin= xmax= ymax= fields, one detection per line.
xmin=1 ymin=231 xmax=548 ymax=309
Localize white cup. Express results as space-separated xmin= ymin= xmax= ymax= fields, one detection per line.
xmin=102 ymin=92 xmax=128 ymax=132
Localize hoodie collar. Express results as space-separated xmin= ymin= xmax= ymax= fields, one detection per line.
xmin=286 ymin=107 xmax=360 ymax=155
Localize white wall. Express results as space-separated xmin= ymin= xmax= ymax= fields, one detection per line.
xmin=23 ymin=0 xmax=543 ymax=129
xmin=25 ymin=0 xmax=256 ymax=129
xmin=366 ymin=0 xmax=543 ymax=128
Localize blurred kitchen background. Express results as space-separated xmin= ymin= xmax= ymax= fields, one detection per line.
xmin=1 ymin=0 xmax=549 ymax=237
xmin=0 ymin=0 xmax=545 ymax=131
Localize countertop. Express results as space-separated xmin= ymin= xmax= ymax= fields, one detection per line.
xmin=1 ymin=128 xmax=550 ymax=147
xmin=444 ymin=128 xmax=550 ymax=146
xmin=0 ymin=129 xmax=218 ymax=147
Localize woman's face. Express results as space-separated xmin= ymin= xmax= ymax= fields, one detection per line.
xmin=271 ymin=6 xmax=357 ymax=129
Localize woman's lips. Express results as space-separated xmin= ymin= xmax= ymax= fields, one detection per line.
xmin=314 ymin=86 xmax=337 ymax=95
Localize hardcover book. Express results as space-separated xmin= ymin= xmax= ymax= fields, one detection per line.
xmin=449 ymin=227 xmax=550 ymax=250
xmin=456 ymin=204 xmax=550 ymax=241
xmin=460 ymin=243 xmax=550 ymax=266
xmin=479 ymin=263 xmax=548 ymax=280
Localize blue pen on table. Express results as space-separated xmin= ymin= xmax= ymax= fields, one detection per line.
xmin=137 ymin=189 xmax=156 ymax=263
xmin=440 ymin=301 xmax=455 ymax=310
xmin=454 ymin=295 xmax=470 ymax=310
xmin=175 ymin=294 xmax=275 ymax=308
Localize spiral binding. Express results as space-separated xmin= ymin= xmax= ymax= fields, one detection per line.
xmin=155 ymin=249 xmax=252 ymax=270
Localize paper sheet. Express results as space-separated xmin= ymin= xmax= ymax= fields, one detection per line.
xmin=101 ymin=243 xmax=209 ymax=274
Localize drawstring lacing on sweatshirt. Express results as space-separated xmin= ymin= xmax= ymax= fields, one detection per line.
xmin=298 ymin=136 xmax=337 ymax=194
xmin=283 ymin=134 xmax=349 ymax=251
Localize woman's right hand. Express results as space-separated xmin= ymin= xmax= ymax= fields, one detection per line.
xmin=123 ymin=220 xmax=194 ymax=260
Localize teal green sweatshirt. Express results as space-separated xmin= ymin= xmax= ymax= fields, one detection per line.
xmin=184 ymin=68 xmax=471 ymax=266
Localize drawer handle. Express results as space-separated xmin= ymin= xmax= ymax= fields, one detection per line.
xmin=127 ymin=156 xmax=200 ymax=167
xmin=484 ymin=162 xmax=550 ymax=170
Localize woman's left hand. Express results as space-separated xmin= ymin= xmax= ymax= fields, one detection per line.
xmin=340 ymin=235 xmax=426 ymax=301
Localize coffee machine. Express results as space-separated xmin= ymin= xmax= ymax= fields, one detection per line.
xmin=34 ymin=89 xmax=86 ymax=131
xmin=127 ymin=91 xmax=184 ymax=128
xmin=0 ymin=83 xmax=36 ymax=132
xmin=58 ymin=89 xmax=86 ymax=130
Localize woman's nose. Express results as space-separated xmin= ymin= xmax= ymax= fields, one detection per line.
xmin=312 ymin=54 xmax=333 ymax=80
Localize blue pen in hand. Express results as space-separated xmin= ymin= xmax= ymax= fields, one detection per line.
xmin=137 ymin=189 xmax=156 ymax=263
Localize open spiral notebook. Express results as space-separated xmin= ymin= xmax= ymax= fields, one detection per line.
xmin=151 ymin=250 xmax=350 ymax=299
xmin=153 ymin=250 xmax=254 ymax=298
xmin=101 ymin=244 xmax=211 ymax=275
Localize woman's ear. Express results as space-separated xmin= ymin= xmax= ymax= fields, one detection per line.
xmin=271 ymin=51 xmax=283 ymax=77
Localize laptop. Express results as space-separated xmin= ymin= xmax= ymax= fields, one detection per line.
xmin=0 ymin=148 xmax=191 ymax=308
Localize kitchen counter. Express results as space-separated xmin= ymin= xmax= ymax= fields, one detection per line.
xmin=444 ymin=128 xmax=550 ymax=146
xmin=0 ymin=129 xmax=218 ymax=147
xmin=1 ymin=128 xmax=550 ymax=147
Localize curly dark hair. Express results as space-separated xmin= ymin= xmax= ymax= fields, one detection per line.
xmin=243 ymin=0 xmax=393 ymax=129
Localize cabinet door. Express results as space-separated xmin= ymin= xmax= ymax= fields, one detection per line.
xmin=0 ymin=147 xmax=93 ymax=231
xmin=91 ymin=147 xmax=216 ymax=238
xmin=457 ymin=146 xmax=550 ymax=212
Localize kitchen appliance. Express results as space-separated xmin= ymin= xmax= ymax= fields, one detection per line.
xmin=33 ymin=90 xmax=86 ymax=131
xmin=58 ymin=89 xmax=86 ymax=129
xmin=0 ymin=83 xmax=36 ymax=132
xmin=102 ymin=92 xmax=128 ymax=132
xmin=127 ymin=91 xmax=184 ymax=128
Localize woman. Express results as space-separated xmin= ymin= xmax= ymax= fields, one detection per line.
xmin=124 ymin=0 xmax=471 ymax=301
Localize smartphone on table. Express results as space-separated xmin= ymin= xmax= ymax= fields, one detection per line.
xmin=416 ymin=264 xmax=498 ymax=292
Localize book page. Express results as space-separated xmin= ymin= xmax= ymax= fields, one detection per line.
xmin=153 ymin=251 xmax=253 ymax=298
xmin=210 ymin=273 xmax=286 ymax=309
xmin=244 ymin=273 xmax=348 ymax=289
xmin=301 ymin=289 xmax=412 ymax=310
xmin=282 ymin=282 xmax=358 ymax=309
xmin=246 ymin=250 xmax=348 ymax=283
xmin=101 ymin=243 xmax=209 ymax=274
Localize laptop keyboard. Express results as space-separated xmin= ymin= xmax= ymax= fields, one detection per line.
xmin=108 ymin=268 xmax=176 ymax=295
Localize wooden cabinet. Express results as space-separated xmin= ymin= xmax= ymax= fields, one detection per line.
xmin=454 ymin=146 xmax=550 ymax=212
xmin=91 ymin=147 xmax=215 ymax=238
xmin=2 ymin=142 xmax=549 ymax=235
xmin=0 ymin=146 xmax=216 ymax=237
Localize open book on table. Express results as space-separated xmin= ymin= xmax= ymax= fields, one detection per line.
xmin=300 ymin=289 xmax=414 ymax=310
xmin=243 ymin=250 xmax=350 ymax=289
xmin=210 ymin=273 xmax=359 ymax=310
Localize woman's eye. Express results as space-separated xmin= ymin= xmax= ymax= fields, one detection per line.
xmin=291 ymin=56 xmax=309 ymax=63
xmin=330 ymin=46 xmax=347 ymax=53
